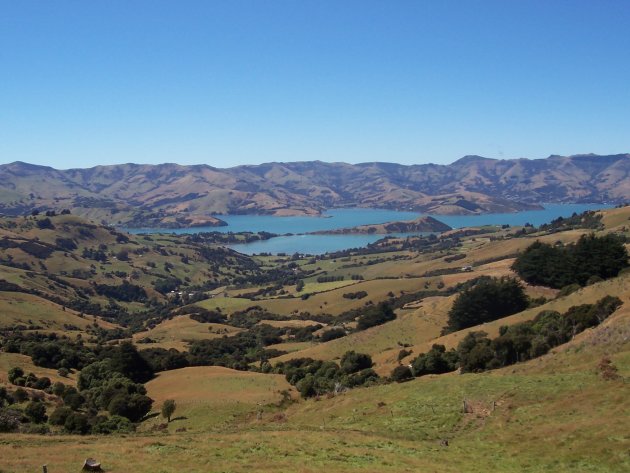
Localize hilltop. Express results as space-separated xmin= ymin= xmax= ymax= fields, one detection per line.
xmin=1 ymin=153 xmax=629 ymax=227
xmin=312 ymin=215 xmax=452 ymax=234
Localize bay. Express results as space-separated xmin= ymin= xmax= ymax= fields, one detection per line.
xmin=128 ymin=203 xmax=612 ymax=255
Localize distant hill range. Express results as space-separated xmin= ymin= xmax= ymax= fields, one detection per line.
xmin=0 ymin=153 xmax=628 ymax=227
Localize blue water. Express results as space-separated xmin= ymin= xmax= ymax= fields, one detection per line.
xmin=129 ymin=208 xmax=421 ymax=235
xmin=128 ymin=203 xmax=612 ymax=255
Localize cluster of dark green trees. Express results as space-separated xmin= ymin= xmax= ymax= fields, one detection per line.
xmin=392 ymin=295 xmax=622 ymax=381
xmin=512 ymin=234 xmax=629 ymax=289
xmin=275 ymin=351 xmax=379 ymax=398
xmin=94 ymin=281 xmax=148 ymax=303
xmin=0 ymin=342 xmax=154 ymax=434
xmin=443 ymin=277 xmax=529 ymax=333
xmin=458 ymin=295 xmax=622 ymax=372
xmin=342 ymin=290 xmax=368 ymax=300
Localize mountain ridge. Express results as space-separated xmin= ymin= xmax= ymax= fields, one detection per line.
xmin=0 ymin=153 xmax=628 ymax=227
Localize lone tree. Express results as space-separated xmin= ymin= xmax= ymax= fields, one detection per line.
xmin=161 ymin=399 xmax=176 ymax=423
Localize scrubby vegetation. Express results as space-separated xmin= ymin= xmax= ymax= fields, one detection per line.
xmin=0 ymin=342 xmax=154 ymax=434
xmin=275 ymin=351 xmax=379 ymax=398
xmin=402 ymin=296 xmax=622 ymax=378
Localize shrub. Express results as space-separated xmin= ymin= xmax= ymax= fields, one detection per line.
xmin=63 ymin=391 xmax=86 ymax=411
xmin=342 ymin=291 xmax=368 ymax=300
xmin=33 ymin=377 xmax=51 ymax=390
xmin=13 ymin=388 xmax=29 ymax=403
xmin=390 ymin=365 xmax=413 ymax=383
xmin=51 ymin=382 xmax=66 ymax=396
xmin=411 ymin=344 xmax=459 ymax=376
xmin=57 ymin=367 xmax=70 ymax=378
xmin=356 ymin=303 xmax=395 ymax=330
xmin=25 ymin=400 xmax=47 ymax=423
xmin=48 ymin=406 xmax=73 ymax=426
xmin=91 ymin=415 xmax=135 ymax=434
xmin=107 ymin=393 xmax=153 ymax=422
xmin=8 ymin=367 xmax=24 ymax=384
xmin=320 ymin=328 xmax=346 ymax=342
xmin=0 ymin=409 xmax=22 ymax=432
xmin=457 ymin=332 xmax=494 ymax=373
xmin=558 ymin=283 xmax=581 ymax=297
xmin=64 ymin=412 xmax=90 ymax=434
xmin=37 ymin=217 xmax=55 ymax=229
xmin=55 ymin=237 xmax=77 ymax=251
xmin=340 ymin=351 xmax=373 ymax=374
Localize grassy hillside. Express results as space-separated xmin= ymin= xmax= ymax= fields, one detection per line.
xmin=1 ymin=302 xmax=627 ymax=472
xmin=132 ymin=315 xmax=243 ymax=351
xmin=0 ymin=291 xmax=117 ymax=332
xmin=0 ymin=352 xmax=77 ymax=385
xmin=143 ymin=366 xmax=295 ymax=431
xmin=1 ymin=206 xmax=630 ymax=472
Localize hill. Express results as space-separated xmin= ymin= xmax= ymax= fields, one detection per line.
xmin=0 ymin=205 xmax=629 ymax=472
xmin=143 ymin=366 xmax=295 ymax=431
xmin=1 ymin=153 xmax=629 ymax=227
xmin=312 ymin=215 xmax=452 ymax=234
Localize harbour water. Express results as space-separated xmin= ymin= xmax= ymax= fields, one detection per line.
xmin=129 ymin=203 xmax=611 ymax=255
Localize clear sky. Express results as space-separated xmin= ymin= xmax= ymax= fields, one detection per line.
xmin=1 ymin=0 xmax=629 ymax=169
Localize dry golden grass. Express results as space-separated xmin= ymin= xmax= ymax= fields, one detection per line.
xmin=600 ymin=205 xmax=630 ymax=230
xmin=0 ymin=291 xmax=117 ymax=331
xmin=143 ymin=366 xmax=296 ymax=432
xmin=266 ymin=341 xmax=315 ymax=353
xmin=257 ymin=319 xmax=322 ymax=328
xmin=0 ymin=352 xmax=76 ymax=385
xmin=272 ymin=294 xmax=454 ymax=374
xmin=133 ymin=315 xmax=242 ymax=352
xmin=3 ymin=319 xmax=629 ymax=473
xmin=257 ymin=277 xmax=428 ymax=316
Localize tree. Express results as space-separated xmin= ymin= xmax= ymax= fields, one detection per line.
xmin=13 ymin=388 xmax=29 ymax=403
xmin=91 ymin=415 xmax=135 ymax=434
xmin=390 ymin=365 xmax=413 ymax=383
xmin=356 ymin=303 xmax=396 ymax=330
xmin=512 ymin=235 xmax=629 ymax=288
xmin=411 ymin=344 xmax=459 ymax=377
xmin=444 ymin=277 xmax=528 ymax=333
xmin=161 ymin=399 xmax=176 ymax=422
xmin=64 ymin=412 xmax=90 ymax=434
xmin=48 ymin=406 xmax=73 ymax=426
xmin=37 ymin=217 xmax=55 ymax=229
xmin=116 ymin=249 xmax=129 ymax=261
xmin=457 ymin=332 xmax=494 ymax=373
xmin=25 ymin=400 xmax=47 ymax=423
xmin=340 ymin=351 xmax=373 ymax=374
xmin=109 ymin=342 xmax=154 ymax=383
xmin=8 ymin=367 xmax=24 ymax=384
xmin=107 ymin=393 xmax=153 ymax=422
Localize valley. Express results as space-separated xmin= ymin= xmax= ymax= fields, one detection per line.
xmin=0 ymin=204 xmax=629 ymax=471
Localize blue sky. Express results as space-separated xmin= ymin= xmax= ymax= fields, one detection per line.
xmin=1 ymin=0 xmax=629 ymax=169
